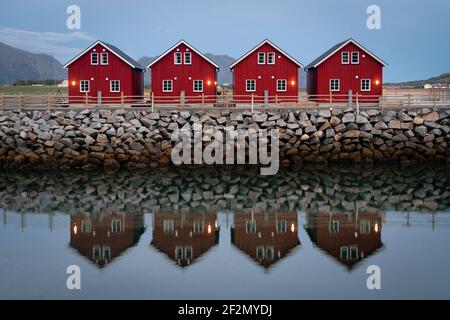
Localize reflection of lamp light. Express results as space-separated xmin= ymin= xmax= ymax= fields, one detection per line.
xmin=71 ymin=81 xmax=76 ymax=86
xmin=374 ymin=223 xmax=379 ymax=233
xmin=73 ymin=225 xmax=78 ymax=235
xmin=291 ymin=223 xmax=295 ymax=233
xmin=355 ymin=232 xmax=358 ymax=238
xmin=207 ymin=224 xmax=212 ymax=234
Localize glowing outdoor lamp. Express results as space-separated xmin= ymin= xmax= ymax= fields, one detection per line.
xmin=207 ymin=80 xmax=211 ymax=86
xmin=71 ymin=81 xmax=76 ymax=86
xmin=375 ymin=80 xmax=380 ymax=85
xmin=291 ymin=80 xmax=296 ymax=86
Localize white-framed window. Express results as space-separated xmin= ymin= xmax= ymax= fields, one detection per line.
xmin=110 ymin=80 xmax=120 ymax=93
xmin=258 ymin=52 xmax=266 ymax=64
xmin=184 ymin=52 xmax=192 ymax=65
xmin=276 ymin=220 xmax=287 ymax=233
xmin=193 ymin=220 xmax=204 ymax=233
xmin=361 ymin=79 xmax=371 ymax=91
xmin=350 ymin=245 xmax=358 ymax=260
xmin=329 ymin=220 xmax=340 ymax=233
xmin=340 ymin=246 xmax=349 ymax=260
xmin=174 ymin=52 xmax=182 ymax=65
xmin=111 ymin=219 xmax=122 ymax=233
xmin=103 ymin=246 xmax=111 ymax=261
xmin=267 ymin=52 xmax=276 ymax=64
xmin=101 ymin=52 xmax=108 ymax=65
xmin=246 ymin=79 xmax=256 ymax=92
xmin=266 ymin=246 xmax=275 ymax=260
xmin=193 ymin=80 xmax=203 ymax=92
xmin=256 ymin=246 xmax=265 ymax=260
xmin=360 ymin=220 xmax=371 ymax=234
xmin=91 ymin=53 xmax=98 ymax=65
xmin=81 ymin=219 xmax=91 ymax=233
xmin=80 ymin=80 xmax=90 ymax=93
xmin=341 ymin=52 xmax=349 ymax=64
xmin=163 ymin=220 xmax=174 ymax=234
xmin=330 ymin=79 xmax=340 ymax=92
xmin=175 ymin=246 xmax=183 ymax=260
xmin=351 ymin=51 xmax=359 ymax=64
xmin=185 ymin=246 xmax=193 ymax=261
xmin=277 ymin=79 xmax=287 ymax=92
xmin=93 ymin=245 xmax=101 ymax=260
xmin=163 ymin=80 xmax=173 ymax=92
xmin=246 ymin=220 xmax=256 ymax=233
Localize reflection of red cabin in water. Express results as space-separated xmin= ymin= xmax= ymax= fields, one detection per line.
xmin=70 ymin=212 xmax=145 ymax=267
xmin=306 ymin=38 xmax=387 ymax=103
xmin=151 ymin=212 xmax=219 ymax=267
xmin=304 ymin=211 xmax=383 ymax=269
xmin=231 ymin=211 xmax=300 ymax=269
xmin=64 ymin=40 xmax=145 ymax=104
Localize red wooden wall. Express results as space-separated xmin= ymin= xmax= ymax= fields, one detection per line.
xmin=150 ymin=43 xmax=217 ymax=103
xmin=68 ymin=43 xmax=144 ymax=104
xmin=232 ymin=42 xmax=299 ymax=103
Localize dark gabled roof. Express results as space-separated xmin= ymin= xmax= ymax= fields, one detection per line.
xmin=305 ymin=38 xmax=387 ymax=70
xmin=63 ymin=40 xmax=144 ymax=70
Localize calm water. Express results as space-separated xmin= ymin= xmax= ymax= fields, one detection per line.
xmin=0 ymin=165 xmax=449 ymax=299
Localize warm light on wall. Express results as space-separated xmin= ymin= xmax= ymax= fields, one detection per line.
xmin=291 ymin=80 xmax=296 ymax=86
xmin=374 ymin=223 xmax=379 ymax=233
xmin=291 ymin=223 xmax=295 ymax=233
xmin=73 ymin=225 xmax=78 ymax=235
xmin=207 ymin=224 xmax=212 ymax=234
xmin=375 ymin=80 xmax=380 ymax=85
xmin=207 ymin=80 xmax=211 ymax=86
xmin=71 ymin=81 xmax=76 ymax=86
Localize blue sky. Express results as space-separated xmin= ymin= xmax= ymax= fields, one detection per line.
xmin=0 ymin=0 xmax=449 ymax=82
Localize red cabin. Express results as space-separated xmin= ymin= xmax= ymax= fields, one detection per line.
xmin=147 ymin=40 xmax=219 ymax=104
xmin=306 ymin=38 xmax=387 ymax=103
xmin=64 ymin=40 xmax=144 ymax=104
xmin=230 ymin=39 xmax=303 ymax=104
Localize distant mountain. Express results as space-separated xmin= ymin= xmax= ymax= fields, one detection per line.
xmin=137 ymin=53 xmax=235 ymax=85
xmin=0 ymin=42 xmax=67 ymax=84
xmin=385 ymin=72 xmax=450 ymax=88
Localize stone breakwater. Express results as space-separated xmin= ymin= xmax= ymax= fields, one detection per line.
xmin=0 ymin=108 xmax=449 ymax=170
xmin=0 ymin=166 xmax=448 ymax=214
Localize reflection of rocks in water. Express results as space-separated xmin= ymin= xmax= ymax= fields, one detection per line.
xmin=0 ymin=165 xmax=449 ymax=215
xmin=70 ymin=212 xmax=145 ymax=267
xmin=231 ymin=210 xmax=299 ymax=269
xmin=304 ymin=210 xmax=383 ymax=269
xmin=151 ymin=211 xmax=219 ymax=267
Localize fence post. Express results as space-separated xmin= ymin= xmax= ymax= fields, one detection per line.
xmin=356 ymin=92 xmax=360 ymax=115
xmin=47 ymin=93 xmax=51 ymax=111
xmin=19 ymin=93 xmax=23 ymax=111
xmin=202 ymin=93 xmax=205 ymax=108
xmin=433 ymin=91 xmax=437 ymax=110
xmin=121 ymin=92 xmax=124 ymax=108
xmin=85 ymin=92 xmax=88 ymax=106
xmin=329 ymin=92 xmax=332 ymax=108
xmin=0 ymin=93 xmax=4 ymax=111
xmin=379 ymin=95 xmax=384 ymax=111
xmin=408 ymin=93 xmax=411 ymax=110
xmin=151 ymin=92 xmax=154 ymax=113
xmin=275 ymin=94 xmax=278 ymax=106
xmin=251 ymin=94 xmax=254 ymax=112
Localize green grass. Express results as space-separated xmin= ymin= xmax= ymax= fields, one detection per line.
xmin=0 ymin=86 xmax=68 ymax=95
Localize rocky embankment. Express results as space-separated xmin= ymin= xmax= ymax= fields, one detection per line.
xmin=0 ymin=166 xmax=448 ymax=214
xmin=0 ymin=108 xmax=449 ymax=170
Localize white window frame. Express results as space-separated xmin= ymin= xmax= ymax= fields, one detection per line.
xmin=350 ymin=245 xmax=359 ymax=260
xmin=276 ymin=79 xmax=287 ymax=92
xmin=351 ymin=51 xmax=359 ymax=64
xmin=256 ymin=246 xmax=265 ymax=260
xmin=100 ymin=52 xmax=108 ymax=65
xmin=163 ymin=219 xmax=174 ymax=234
xmin=330 ymin=79 xmax=340 ymax=92
xmin=246 ymin=79 xmax=256 ymax=92
xmin=257 ymin=52 xmax=266 ymax=65
xmin=246 ymin=220 xmax=256 ymax=233
xmin=111 ymin=219 xmax=122 ymax=233
xmin=184 ymin=52 xmax=192 ymax=65
xmin=193 ymin=220 xmax=204 ymax=234
xmin=103 ymin=246 xmax=111 ymax=261
xmin=80 ymin=80 xmax=90 ymax=93
xmin=162 ymin=80 xmax=173 ymax=92
xmin=110 ymin=80 xmax=120 ymax=93
xmin=93 ymin=245 xmax=101 ymax=260
xmin=193 ymin=80 xmax=204 ymax=93
xmin=329 ymin=220 xmax=340 ymax=233
xmin=267 ymin=52 xmax=276 ymax=65
xmin=266 ymin=246 xmax=275 ymax=260
xmin=91 ymin=53 xmax=98 ymax=65
xmin=341 ymin=52 xmax=349 ymax=64
xmin=185 ymin=246 xmax=193 ymax=261
xmin=174 ymin=52 xmax=182 ymax=65
xmin=340 ymin=246 xmax=349 ymax=260
xmin=360 ymin=220 xmax=371 ymax=234
xmin=175 ymin=246 xmax=183 ymax=260
xmin=361 ymin=79 xmax=371 ymax=92
xmin=276 ymin=220 xmax=287 ymax=233
xmin=81 ymin=219 xmax=91 ymax=233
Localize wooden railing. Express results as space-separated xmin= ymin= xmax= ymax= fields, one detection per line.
xmin=1 ymin=91 xmax=449 ymax=111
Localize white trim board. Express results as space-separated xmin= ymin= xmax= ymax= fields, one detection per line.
xmin=230 ymin=39 xmax=304 ymax=69
xmin=146 ymin=40 xmax=220 ymax=70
